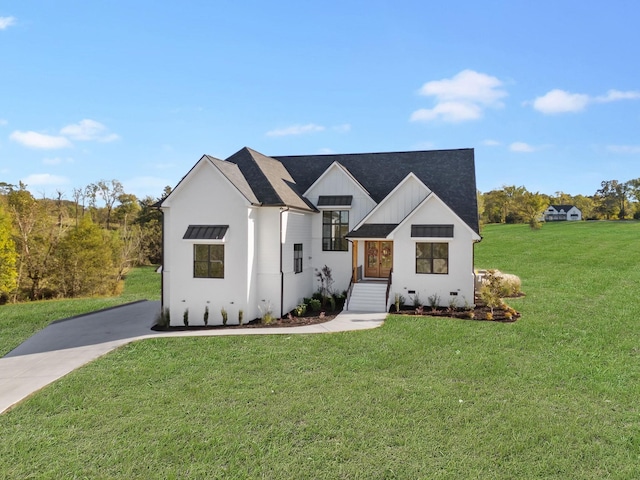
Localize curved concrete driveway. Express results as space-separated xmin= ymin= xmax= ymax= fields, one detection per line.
xmin=0 ymin=300 xmax=386 ymax=414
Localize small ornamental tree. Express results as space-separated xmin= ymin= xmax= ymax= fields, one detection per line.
xmin=315 ymin=265 xmax=335 ymax=301
xmin=479 ymin=269 xmax=503 ymax=315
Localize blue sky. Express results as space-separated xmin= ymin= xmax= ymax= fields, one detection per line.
xmin=1 ymin=1 xmax=639 ymax=200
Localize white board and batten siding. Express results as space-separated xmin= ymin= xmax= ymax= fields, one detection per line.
xmin=305 ymin=162 xmax=377 ymax=293
xmin=363 ymin=174 xmax=430 ymax=224
xmin=162 ymin=160 xmax=252 ymax=326
xmin=281 ymin=211 xmax=314 ymax=315
xmin=254 ymin=208 xmax=283 ymax=320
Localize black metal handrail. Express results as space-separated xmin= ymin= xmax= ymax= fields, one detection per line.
xmin=346 ymin=268 xmax=354 ymax=310
xmin=385 ymin=268 xmax=393 ymax=310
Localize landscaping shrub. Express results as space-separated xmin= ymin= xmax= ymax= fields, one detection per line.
xmin=258 ymin=302 xmax=273 ymax=324
xmin=333 ymin=293 xmax=346 ymax=310
xmin=394 ymin=293 xmax=405 ymax=312
xmin=480 ymin=269 xmax=522 ymax=297
xmin=427 ymin=293 xmax=440 ymax=312
xmin=308 ymin=298 xmax=322 ymax=312
xmin=293 ymin=303 xmax=307 ymax=317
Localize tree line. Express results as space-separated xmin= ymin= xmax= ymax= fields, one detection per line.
xmin=0 ymin=180 xmax=168 ymax=304
xmin=2 ymin=176 xmax=638 ymax=303
xmin=479 ymin=178 xmax=640 ymax=229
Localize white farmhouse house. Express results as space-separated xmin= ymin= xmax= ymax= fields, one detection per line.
xmin=544 ymin=205 xmax=582 ymax=221
xmin=158 ymin=147 xmax=481 ymax=325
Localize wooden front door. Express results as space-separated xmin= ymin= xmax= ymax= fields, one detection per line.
xmin=364 ymin=241 xmax=393 ymax=278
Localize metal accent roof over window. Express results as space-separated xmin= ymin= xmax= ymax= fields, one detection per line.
xmin=317 ymin=195 xmax=353 ymax=206
xmin=346 ymin=223 xmax=398 ymax=238
xmin=411 ymin=224 xmax=454 ymax=238
xmin=183 ymin=225 xmax=229 ymax=240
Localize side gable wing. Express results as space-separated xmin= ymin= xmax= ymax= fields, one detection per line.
xmin=160 ymin=155 xmax=259 ymax=209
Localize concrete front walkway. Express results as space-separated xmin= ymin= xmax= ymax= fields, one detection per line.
xmin=0 ymin=300 xmax=386 ymax=414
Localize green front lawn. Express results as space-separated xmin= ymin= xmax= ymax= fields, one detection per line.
xmin=1 ymin=223 xmax=639 ymax=478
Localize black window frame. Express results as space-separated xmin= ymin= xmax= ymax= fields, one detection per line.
xmin=415 ymin=242 xmax=449 ymax=275
xmin=322 ymin=210 xmax=349 ymax=252
xmin=193 ymin=244 xmax=224 ymax=278
xmin=294 ymin=243 xmax=303 ymax=274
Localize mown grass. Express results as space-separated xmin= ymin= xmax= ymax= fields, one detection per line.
xmin=0 ymin=266 xmax=160 ymax=356
xmin=1 ymin=223 xmax=639 ymax=478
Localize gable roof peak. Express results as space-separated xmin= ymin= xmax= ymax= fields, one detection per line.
xmin=225 ymin=147 xmax=315 ymax=211
xmin=276 ymin=148 xmax=479 ymax=234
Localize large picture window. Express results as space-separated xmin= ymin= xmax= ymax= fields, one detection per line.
xmin=294 ymin=243 xmax=303 ymax=273
xmin=322 ymin=210 xmax=349 ymax=251
xmin=194 ymin=244 xmax=224 ymax=278
xmin=416 ymin=242 xmax=448 ymax=274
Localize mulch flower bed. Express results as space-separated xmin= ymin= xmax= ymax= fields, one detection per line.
xmin=152 ymin=299 xmax=521 ymax=332
xmin=152 ymin=312 xmax=338 ymax=331
xmin=391 ymin=300 xmax=520 ymax=322
xmin=242 ymin=312 xmax=338 ymax=328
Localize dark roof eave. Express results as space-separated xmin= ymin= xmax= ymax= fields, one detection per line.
xmin=346 ymin=223 xmax=398 ymax=238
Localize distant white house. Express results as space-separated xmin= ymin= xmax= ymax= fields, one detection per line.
xmin=158 ymin=147 xmax=481 ymax=325
xmin=544 ymin=205 xmax=582 ymax=222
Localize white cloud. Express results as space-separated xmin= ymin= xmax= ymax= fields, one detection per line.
xmin=596 ymin=89 xmax=640 ymax=102
xmin=411 ymin=102 xmax=482 ymax=123
xmin=317 ymin=148 xmax=335 ymax=154
xmin=22 ymin=173 xmax=70 ymax=186
xmin=482 ymin=139 xmax=501 ymax=146
xmin=60 ymin=119 xmax=119 ymax=142
xmin=0 ymin=16 xmax=16 ymax=30
xmin=419 ymin=70 xmax=507 ymax=105
xmin=532 ymin=89 xmax=590 ymax=114
xmin=266 ymin=123 xmax=325 ymax=137
xmin=531 ymin=88 xmax=640 ymax=114
xmin=10 ymin=130 xmax=72 ymax=149
xmin=509 ymin=142 xmax=536 ymax=153
xmin=411 ymin=70 xmax=506 ymax=123
xmin=607 ymin=145 xmax=640 ymax=154
xmin=43 ymin=157 xmax=74 ymax=165
xmin=0 ymin=119 xmax=8 ymax=126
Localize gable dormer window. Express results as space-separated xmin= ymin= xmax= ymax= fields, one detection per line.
xmin=322 ymin=210 xmax=349 ymax=251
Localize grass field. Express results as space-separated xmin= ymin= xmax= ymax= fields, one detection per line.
xmin=0 ymin=265 xmax=160 ymax=356
xmin=1 ymin=222 xmax=639 ymax=478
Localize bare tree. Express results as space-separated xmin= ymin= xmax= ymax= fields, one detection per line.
xmin=96 ymin=179 xmax=124 ymax=229
xmin=72 ymin=187 xmax=85 ymax=226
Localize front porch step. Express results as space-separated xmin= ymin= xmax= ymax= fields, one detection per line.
xmin=347 ymin=282 xmax=388 ymax=312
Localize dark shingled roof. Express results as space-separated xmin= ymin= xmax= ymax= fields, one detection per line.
xmin=183 ymin=225 xmax=229 ymax=240
xmin=227 ymin=148 xmax=315 ymax=212
xmin=206 ymin=155 xmax=260 ymax=205
xmin=275 ymin=149 xmax=479 ymax=234
xmin=549 ymin=204 xmax=577 ymax=212
xmin=346 ymin=224 xmax=399 ymax=238
xmin=163 ymin=147 xmax=479 ymax=235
